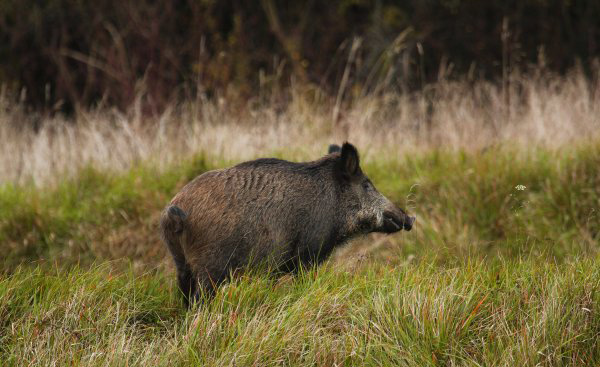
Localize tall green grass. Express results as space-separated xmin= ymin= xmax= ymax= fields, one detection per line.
xmin=2 ymin=143 xmax=598 ymax=271
xmin=0 ymin=156 xmax=209 ymax=270
xmin=1 ymin=259 xmax=599 ymax=366
xmin=366 ymin=144 xmax=600 ymax=262
xmin=0 ymin=142 xmax=599 ymax=365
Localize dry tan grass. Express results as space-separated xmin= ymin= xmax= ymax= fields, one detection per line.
xmin=1 ymin=69 xmax=598 ymax=186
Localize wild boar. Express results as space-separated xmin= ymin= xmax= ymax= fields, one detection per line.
xmin=160 ymin=142 xmax=414 ymax=305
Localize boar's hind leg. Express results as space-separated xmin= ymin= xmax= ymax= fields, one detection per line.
xmin=161 ymin=205 xmax=198 ymax=307
xmin=168 ymin=242 xmax=197 ymax=307
xmin=176 ymin=263 xmax=197 ymax=308
xmin=194 ymin=266 xmax=231 ymax=301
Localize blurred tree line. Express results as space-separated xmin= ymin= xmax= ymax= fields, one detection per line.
xmin=0 ymin=0 xmax=598 ymax=113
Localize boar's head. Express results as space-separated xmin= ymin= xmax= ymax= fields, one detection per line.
xmin=332 ymin=143 xmax=415 ymax=235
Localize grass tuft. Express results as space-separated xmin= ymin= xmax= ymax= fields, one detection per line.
xmin=1 ymin=260 xmax=599 ymax=366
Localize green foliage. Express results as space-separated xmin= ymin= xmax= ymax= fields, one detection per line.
xmin=0 ymin=157 xmax=209 ymax=270
xmin=1 ymin=142 xmax=599 ymax=271
xmin=0 ymin=138 xmax=599 ymax=365
xmin=1 ymin=259 xmax=599 ymax=365
xmin=363 ymin=144 xmax=600 ymax=261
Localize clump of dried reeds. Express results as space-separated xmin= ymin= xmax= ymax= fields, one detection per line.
xmin=1 ymin=69 xmax=598 ymax=186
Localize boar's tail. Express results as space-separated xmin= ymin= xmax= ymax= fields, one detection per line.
xmin=160 ymin=205 xmax=197 ymax=306
xmin=160 ymin=205 xmax=188 ymax=266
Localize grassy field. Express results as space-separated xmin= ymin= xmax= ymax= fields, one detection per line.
xmin=1 ymin=141 xmax=599 ymax=366
xmin=1 ymin=259 xmax=599 ymax=366
xmin=1 ymin=73 xmax=599 ymax=365
xmin=1 ymin=142 xmax=599 ymax=270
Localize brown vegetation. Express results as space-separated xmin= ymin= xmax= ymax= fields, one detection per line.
xmin=1 ymin=69 xmax=598 ymax=187
xmin=1 ymin=1 xmax=599 ymax=112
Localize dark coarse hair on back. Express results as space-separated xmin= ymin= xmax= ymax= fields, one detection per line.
xmin=160 ymin=142 xmax=414 ymax=306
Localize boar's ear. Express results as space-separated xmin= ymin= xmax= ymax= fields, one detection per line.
xmin=328 ymin=144 xmax=341 ymax=154
xmin=337 ymin=142 xmax=361 ymax=178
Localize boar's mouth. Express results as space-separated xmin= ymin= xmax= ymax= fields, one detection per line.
xmin=381 ymin=210 xmax=415 ymax=233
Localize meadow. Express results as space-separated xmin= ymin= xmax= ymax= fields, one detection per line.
xmin=0 ymin=71 xmax=599 ymax=366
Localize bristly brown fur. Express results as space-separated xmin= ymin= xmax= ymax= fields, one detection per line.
xmin=160 ymin=143 xmax=413 ymax=306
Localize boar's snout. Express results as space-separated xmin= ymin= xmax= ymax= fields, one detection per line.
xmin=404 ymin=215 xmax=416 ymax=231
xmin=382 ymin=209 xmax=415 ymax=233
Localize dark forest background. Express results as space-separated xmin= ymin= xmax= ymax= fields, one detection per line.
xmin=1 ymin=0 xmax=599 ymax=113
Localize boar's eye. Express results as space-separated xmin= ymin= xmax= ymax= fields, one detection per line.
xmin=362 ymin=181 xmax=372 ymax=191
